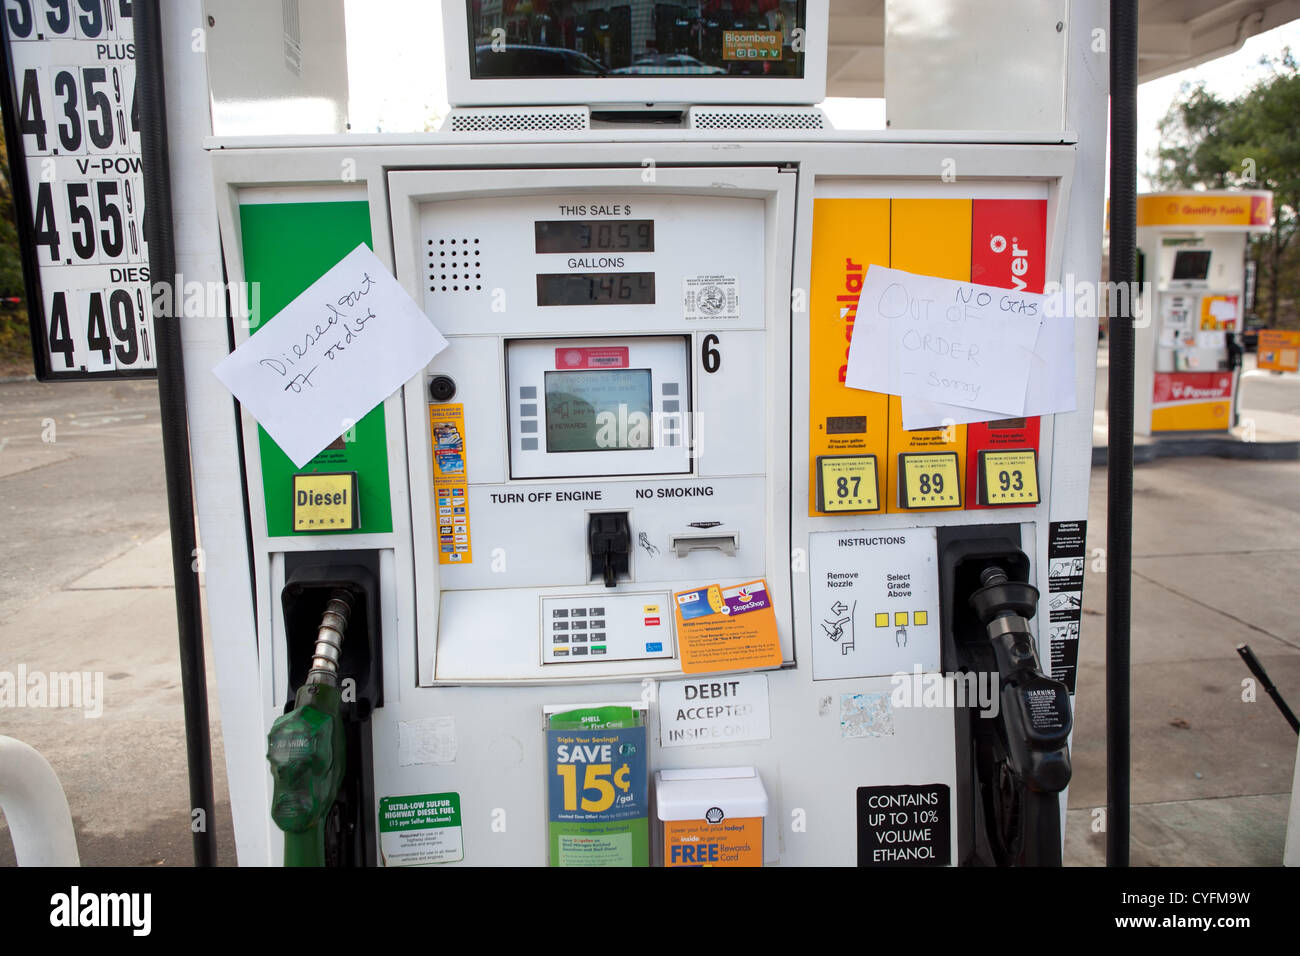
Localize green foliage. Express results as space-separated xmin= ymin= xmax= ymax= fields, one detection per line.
xmin=0 ymin=115 xmax=35 ymax=374
xmin=1151 ymin=50 xmax=1300 ymax=328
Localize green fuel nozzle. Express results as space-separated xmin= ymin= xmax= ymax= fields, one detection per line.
xmin=267 ymin=590 xmax=353 ymax=866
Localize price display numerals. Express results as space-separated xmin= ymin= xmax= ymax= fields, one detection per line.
xmin=554 ymin=762 xmax=632 ymax=814
xmin=44 ymin=283 xmax=154 ymax=373
xmin=898 ymin=452 xmax=962 ymax=509
xmin=817 ymin=455 xmax=880 ymax=513
xmin=30 ymin=175 xmax=145 ymax=266
xmin=13 ymin=62 xmax=139 ymax=157
xmin=4 ymin=1 xmax=135 ymax=43
xmin=978 ymin=450 xmax=1040 ymax=506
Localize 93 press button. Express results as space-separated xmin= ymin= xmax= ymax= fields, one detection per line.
xmin=817 ymin=455 xmax=880 ymax=513
xmin=978 ymin=449 xmax=1040 ymax=506
xmin=898 ymin=452 xmax=961 ymax=509
xmin=292 ymin=472 xmax=359 ymax=532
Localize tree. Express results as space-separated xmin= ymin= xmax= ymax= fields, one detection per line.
xmin=1151 ymin=51 xmax=1300 ymax=329
xmin=0 ymin=116 xmax=35 ymax=373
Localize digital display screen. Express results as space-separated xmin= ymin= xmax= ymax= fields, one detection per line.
xmin=1172 ymin=250 xmax=1212 ymax=280
xmin=536 ymin=220 xmax=655 ymax=254
xmin=467 ymin=1 xmax=807 ymax=79
xmin=537 ymin=273 xmax=656 ymax=306
xmin=545 ymin=369 xmax=654 ymax=453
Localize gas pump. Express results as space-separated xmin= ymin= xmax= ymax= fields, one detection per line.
xmin=1133 ymin=190 xmax=1273 ymax=434
xmin=166 ymin=0 xmax=1109 ymax=867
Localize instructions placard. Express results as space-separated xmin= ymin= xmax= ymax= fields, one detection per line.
xmin=378 ymin=792 xmax=464 ymax=866
xmin=809 ymin=528 xmax=940 ymax=680
xmin=1047 ymin=520 xmax=1087 ymax=694
xmin=658 ymin=674 xmax=771 ymax=747
xmin=856 ymin=784 xmax=951 ymax=866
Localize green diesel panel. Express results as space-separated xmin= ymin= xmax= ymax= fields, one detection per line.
xmin=239 ymin=200 xmax=394 ymax=536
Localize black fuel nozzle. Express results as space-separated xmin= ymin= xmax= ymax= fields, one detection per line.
xmin=970 ymin=564 xmax=1072 ymax=795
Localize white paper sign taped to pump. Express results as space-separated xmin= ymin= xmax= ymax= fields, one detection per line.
xmin=845 ymin=266 xmax=1043 ymax=416
xmin=213 ymin=244 xmax=448 ymax=468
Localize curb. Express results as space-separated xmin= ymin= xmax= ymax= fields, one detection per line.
xmin=1092 ymin=437 xmax=1300 ymax=466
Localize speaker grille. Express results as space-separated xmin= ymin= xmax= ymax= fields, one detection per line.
xmin=447 ymin=107 xmax=591 ymax=132
xmin=425 ymin=235 xmax=484 ymax=296
xmin=688 ymin=106 xmax=825 ymax=130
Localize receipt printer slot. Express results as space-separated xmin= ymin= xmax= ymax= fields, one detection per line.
xmin=670 ymin=533 xmax=738 ymax=558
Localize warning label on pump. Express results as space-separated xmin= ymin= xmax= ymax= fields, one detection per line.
xmin=378 ymin=792 xmax=463 ymax=866
xmin=1047 ymin=520 xmax=1087 ymax=694
xmin=683 ymin=275 xmax=740 ymax=320
xmin=856 ymin=784 xmax=950 ymax=866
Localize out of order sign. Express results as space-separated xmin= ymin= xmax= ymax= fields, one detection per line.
xmin=897 ymin=452 xmax=961 ymax=509
xmin=1 ymin=0 xmax=156 ymax=379
xmin=817 ymin=454 xmax=880 ymax=513
xmin=978 ymin=449 xmax=1040 ymax=506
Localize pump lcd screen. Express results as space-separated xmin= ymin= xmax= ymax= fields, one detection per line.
xmin=466 ymin=1 xmax=807 ymax=78
xmin=1172 ymin=250 xmax=1212 ymax=280
xmin=537 ymin=273 xmax=655 ymax=306
xmin=536 ymin=220 xmax=655 ymax=253
xmin=545 ymin=369 xmax=653 ymax=453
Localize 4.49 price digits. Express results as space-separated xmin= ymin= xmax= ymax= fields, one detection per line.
xmin=554 ymin=762 xmax=632 ymax=814
xmin=45 ymin=285 xmax=150 ymax=371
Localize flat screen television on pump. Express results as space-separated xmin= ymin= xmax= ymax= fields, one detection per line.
xmin=442 ymin=0 xmax=827 ymax=107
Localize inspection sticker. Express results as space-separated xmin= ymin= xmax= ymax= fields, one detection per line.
xmin=683 ymin=275 xmax=740 ymax=320
xmin=378 ymin=792 xmax=463 ymax=866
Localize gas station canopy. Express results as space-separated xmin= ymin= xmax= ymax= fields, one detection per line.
xmin=827 ymin=0 xmax=1300 ymax=98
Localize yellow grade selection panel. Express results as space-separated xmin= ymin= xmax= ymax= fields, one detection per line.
xmin=816 ymin=455 xmax=880 ymax=513
xmin=977 ymin=449 xmax=1041 ymax=506
xmin=292 ymin=472 xmax=360 ymax=532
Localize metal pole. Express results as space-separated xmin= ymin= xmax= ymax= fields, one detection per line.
xmin=135 ymin=0 xmax=217 ymax=867
xmin=1106 ymin=0 xmax=1138 ymax=868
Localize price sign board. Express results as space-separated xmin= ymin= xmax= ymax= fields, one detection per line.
xmin=1 ymin=0 xmax=156 ymax=379
xmin=977 ymin=449 xmax=1040 ymax=506
xmin=897 ymin=452 xmax=961 ymax=509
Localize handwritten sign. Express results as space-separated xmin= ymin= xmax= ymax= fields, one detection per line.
xmin=213 ymin=244 xmax=448 ymax=467
xmin=900 ymin=294 xmax=1076 ymax=429
xmin=845 ymin=266 xmax=1043 ymax=416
